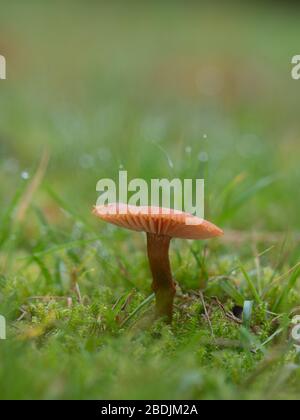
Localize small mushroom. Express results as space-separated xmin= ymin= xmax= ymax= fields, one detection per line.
xmin=93 ymin=203 xmax=223 ymax=323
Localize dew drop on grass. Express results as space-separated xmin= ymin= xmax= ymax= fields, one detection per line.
xmin=198 ymin=152 xmax=209 ymax=162
xmin=185 ymin=146 xmax=192 ymax=154
xmin=21 ymin=171 xmax=30 ymax=180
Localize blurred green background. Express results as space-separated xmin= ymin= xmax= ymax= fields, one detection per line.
xmin=1 ymin=0 xmax=300 ymax=232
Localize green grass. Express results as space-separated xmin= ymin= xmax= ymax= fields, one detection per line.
xmin=1 ymin=1 xmax=300 ymax=400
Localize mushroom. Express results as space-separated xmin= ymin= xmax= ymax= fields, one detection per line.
xmin=93 ymin=203 xmax=223 ymax=323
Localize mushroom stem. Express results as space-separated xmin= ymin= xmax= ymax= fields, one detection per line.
xmin=147 ymin=233 xmax=176 ymax=322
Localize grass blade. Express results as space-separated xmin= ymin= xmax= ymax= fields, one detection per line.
xmin=120 ymin=293 xmax=155 ymax=328
xmin=219 ymin=279 xmax=245 ymax=306
xmin=273 ymin=266 xmax=300 ymax=313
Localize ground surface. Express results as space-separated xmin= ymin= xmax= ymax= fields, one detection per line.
xmin=0 ymin=1 xmax=300 ymax=400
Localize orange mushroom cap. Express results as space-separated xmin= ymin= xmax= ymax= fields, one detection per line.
xmin=93 ymin=203 xmax=223 ymax=240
